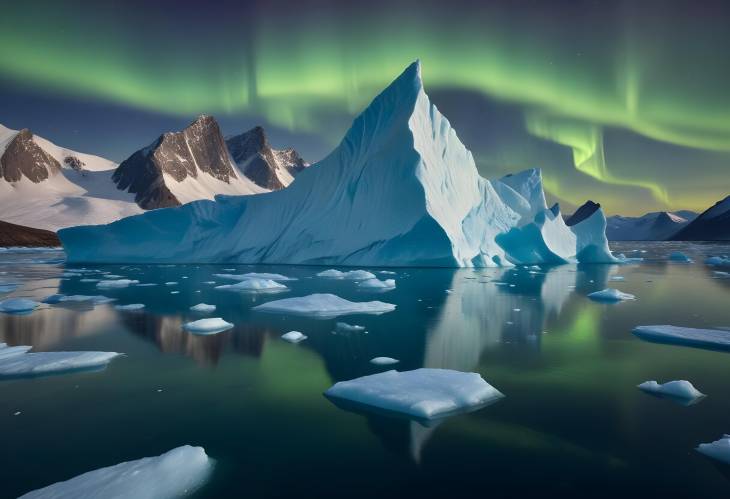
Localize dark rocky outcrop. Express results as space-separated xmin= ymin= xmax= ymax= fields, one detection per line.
xmin=0 ymin=129 xmax=60 ymax=183
xmin=566 ymin=200 xmax=600 ymax=227
xmin=0 ymin=220 xmax=60 ymax=247
xmin=672 ymin=196 xmax=730 ymax=241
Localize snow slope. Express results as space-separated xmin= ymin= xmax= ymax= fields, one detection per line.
xmin=606 ymin=210 xmax=696 ymax=241
xmin=60 ymin=61 xmax=616 ymax=266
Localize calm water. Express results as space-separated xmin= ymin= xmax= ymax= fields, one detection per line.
xmin=2 ymin=242 xmax=730 ymax=498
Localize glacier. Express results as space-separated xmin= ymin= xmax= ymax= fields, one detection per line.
xmin=59 ymin=61 xmax=616 ymax=267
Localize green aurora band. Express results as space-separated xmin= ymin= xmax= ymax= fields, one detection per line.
xmin=1 ymin=1 xmax=728 ymax=212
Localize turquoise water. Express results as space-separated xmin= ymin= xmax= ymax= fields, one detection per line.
xmin=1 ymin=242 xmax=730 ymax=498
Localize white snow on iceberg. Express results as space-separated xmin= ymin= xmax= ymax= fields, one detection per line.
xmin=18 ymin=445 xmax=213 ymax=499
xmin=638 ymin=380 xmax=705 ymax=402
xmin=0 ymin=343 xmax=121 ymax=378
xmin=182 ymin=318 xmax=233 ymax=335
xmin=0 ymin=298 xmax=40 ymax=314
xmin=59 ymin=62 xmax=615 ymax=267
xmin=215 ymin=278 xmax=289 ymax=293
xmin=587 ymin=288 xmax=636 ymax=302
xmin=324 ymin=368 xmax=503 ymax=423
xmin=633 ymin=325 xmax=730 ymax=351
xmin=253 ymin=293 xmax=395 ymax=319
xmin=697 ymin=436 xmax=730 ymax=465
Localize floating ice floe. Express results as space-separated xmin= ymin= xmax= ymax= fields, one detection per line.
xmin=79 ymin=278 xmax=100 ymax=283
xmin=114 ymin=304 xmax=145 ymax=311
xmin=335 ymin=322 xmax=366 ymax=333
xmin=164 ymin=282 xmax=178 ymax=286
xmin=633 ymin=325 xmax=730 ymax=351
xmin=182 ymin=318 xmax=233 ymax=335
xmin=103 ymin=274 xmax=125 ymax=279
xmin=357 ymin=278 xmax=396 ymax=291
xmin=668 ymin=251 xmax=692 ymax=263
xmin=135 ymin=283 xmax=158 ymax=287
xmin=213 ymin=272 xmax=295 ymax=281
xmin=43 ymin=294 xmax=115 ymax=305
xmin=0 ymin=343 xmax=121 ymax=379
xmin=378 ymin=271 xmax=397 ymax=275
xmin=215 ymin=278 xmax=289 ymax=293
xmin=190 ymin=303 xmax=216 ymax=313
xmin=253 ymin=293 xmax=395 ymax=319
xmin=609 ymin=276 xmax=625 ymax=281
xmin=17 ymin=445 xmax=213 ymax=499
xmin=705 ymin=256 xmax=730 ymax=267
xmin=281 ymin=331 xmax=307 ymax=343
xmin=97 ymin=279 xmax=139 ymax=289
xmin=0 ymin=282 xmax=19 ymax=293
xmin=316 ymin=269 xmax=376 ymax=280
xmin=370 ymin=357 xmax=399 ymax=366
xmin=713 ymin=271 xmax=730 ymax=278
xmin=696 ymin=436 xmax=730 ymax=465
xmin=0 ymin=298 xmax=40 ymax=314
xmin=324 ymin=368 xmax=503 ymax=423
xmin=588 ymin=288 xmax=636 ymax=302
xmin=638 ymin=380 xmax=705 ymax=403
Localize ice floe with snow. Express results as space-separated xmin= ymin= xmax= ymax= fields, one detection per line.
xmin=325 ymin=368 xmax=503 ymax=424
xmin=697 ymin=436 xmax=730 ymax=465
xmin=638 ymin=380 xmax=705 ymax=404
xmin=281 ymin=331 xmax=307 ymax=343
xmin=335 ymin=322 xmax=366 ymax=333
xmin=316 ymin=269 xmax=376 ymax=280
xmin=357 ymin=278 xmax=396 ymax=291
xmin=182 ymin=318 xmax=233 ymax=335
xmin=370 ymin=357 xmax=399 ymax=366
xmin=633 ymin=325 xmax=730 ymax=351
xmin=190 ymin=303 xmax=216 ymax=313
xmin=253 ymin=293 xmax=395 ymax=319
xmin=43 ymin=294 xmax=115 ymax=305
xmin=213 ymin=272 xmax=296 ymax=281
xmin=215 ymin=278 xmax=289 ymax=293
xmin=0 ymin=298 xmax=40 ymax=314
xmin=588 ymin=288 xmax=635 ymax=302
xmin=0 ymin=343 xmax=121 ymax=379
xmin=18 ymin=445 xmax=213 ymax=499
xmin=114 ymin=303 xmax=145 ymax=311
xmin=97 ymin=279 xmax=139 ymax=289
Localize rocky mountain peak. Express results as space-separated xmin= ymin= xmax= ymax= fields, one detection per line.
xmin=0 ymin=128 xmax=60 ymax=183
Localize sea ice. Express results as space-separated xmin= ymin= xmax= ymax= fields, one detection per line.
xmin=0 ymin=298 xmax=40 ymax=314
xmin=357 ymin=278 xmax=396 ymax=291
xmin=633 ymin=325 xmax=730 ymax=350
xmin=696 ymin=436 xmax=730 ymax=465
xmin=182 ymin=318 xmax=233 ymax=335
xmin=638 ymin=380 xmax=705 ymax=401
xmin=215 ymin=278 xmax=289 ymax=293
xmin=370 ymin=357 xmax=399 ymax=365
xmin=0 ymin=343 xmax=121 ymax=378
xmin=213 ymin=272 xmax=295 ymax=281
xmin=281 ymin=331 xmax=307 ymax=343
xmin=43 ymin=294 xmax=115 ymax=305
xmin=253 ymin=293 xmax=395 ymax=319
xmin=190 ymin=303 xmax=216 ymax=313
xmin=97 ymin=279 xmax=139 ymax=289
xmin=17 ymin=445 xmax=213 ymax=499
xmin=588 ymin=288 xmax=636 ymax=302
xmin=114 ymin=304 xmax=145 ymax=311
xmin=316 ymin=269 xmax=377 ymax=280
xmin=324 ymin=368 xmax=503 ymax=422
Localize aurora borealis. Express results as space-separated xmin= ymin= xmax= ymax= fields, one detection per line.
xmin=1 ymin=0 xmax=728 ymax=214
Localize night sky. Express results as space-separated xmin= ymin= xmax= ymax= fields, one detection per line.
xmin=1 ymin=0 xmax=728 ymax=215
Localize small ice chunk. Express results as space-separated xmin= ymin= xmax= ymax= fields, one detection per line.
xmin=378 ymin=271 xmax=397 ymax=275
xmin=215 ymin=278 xmax=289 ymax=293
xmin=253 ymin=293 xmax=395 ymax=319
xmin=633 ymin=325 xmax=730 ymax=351
xmin=325 ymin=368 xmax=503 ymax=422
xmin=17 ymin=445 xmax=213 ymax=499
xmin=102 ymin=274 xmax=124 ymax=279
xmin=190 ymin=303 xmax=216 ymax=313
xmin=97 ymin=279 xmax=139 ymax=289
xmin=357 ymin=278 xmax=396 ymax=291
xmin=79 ymin=278 xmax=100 ymax=283
xmin=135 ymin=283 xmax=158 ymax=287
xmin=170 ymin=291 xmax=179 ymax=294
xmin=705 ymin=256 xmax=730 ymax=266
xmin=182 ymin=318 xmax=233 ymax=335
xmin=114 ymin=304 xmax=145 ymax=311
xmin=164 ymin=282 xmax=178 ymax=286
xmin=609 ymin=276 xmax=625 ymax=281
xmin=370 ymin=357 xmax=399 ymax=365
xmin=316 ymin=269 xmax=377 ymax=280
xmin=281 ymin=331 xmax=307 ymax=343
xmin=335 ymin=322 xmax=366 ymax=333
xmin=669 ymin=251 xmax=692 ymax=263
xmin=638 ymin=380 xmax=705 ymax=401
xmin=213 ymin=272 xmax=295 ymax=281
xmin=0 ymin=298 xmax=40 ymax=314
xmin=697 ymin=436 xmax=730 ymax=465
xmin=0 ymin=344 xmax=121 ymax=378
xmin=588 ymin=288 xmax=636 ymax=302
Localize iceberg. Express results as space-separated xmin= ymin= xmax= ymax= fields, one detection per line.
xmin=697 ymin=436 xmax=730 ymax=465
xmin=214 ymin=278 xmax=289 ymax=293
xmin=638 ymin=380 xmax=705 ymax=402
xmin=0 ymin=298 xmax=40 ymax=314
xmin=317 ymin=269 xmax=377 ymax=280
xmin=190 ymin=303 xmax=216 ymax=313
xmin=0 ymin=343 xmax=121 ymax=378
xmin=633 ymin=325 xmax=730 ymax=351
xmin=281 ymin=331 xmax=307 ymax=343
xmin=370 ymin=356 xmax=399 ymax=365
xmin=324 ymin=368 xmax=503 ymax=423
xmin=59 ymin=62 xmax=615 ymax=267
xmin=97 ymin=279 xmax=139 ymax=289
xmin=587 ymin=288 xmax=636 ymax=302
xmin=182 ymin=318 xmax=233 ymax=335
xmin=18 ymin=445 xmax=213 ymax=499
xmin=253 ymin=293 xmax=395 ymax=319
xmin=357 ymin=278 xmax=396 ymax=291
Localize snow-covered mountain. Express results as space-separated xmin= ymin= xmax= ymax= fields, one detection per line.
xmin=113 ymin=115 xmax=266 ymax=209
xmin=606 ymin=210 xmax=697 ymax=240
xmin=672 ymin=197 xmax=730 ymax=240
xmin=226 ymin=126 xmax=308 ymax=190
xmin=0 ymin=124 xmax=143 ymax=231
xmin=59 ymin=61 xmax=616 ymax=266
